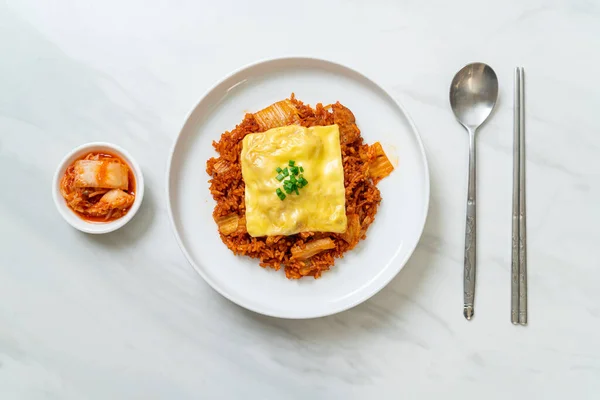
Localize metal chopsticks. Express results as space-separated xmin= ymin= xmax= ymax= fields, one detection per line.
xmin=511 ymin=67 xmax=527 ymax=325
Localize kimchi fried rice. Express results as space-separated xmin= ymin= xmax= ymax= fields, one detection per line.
xmin=206 ymin=95 xmax=393 ymax=279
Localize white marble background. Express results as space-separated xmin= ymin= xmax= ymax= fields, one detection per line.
xmin=1 ymin=0 xmax=599 ymax=398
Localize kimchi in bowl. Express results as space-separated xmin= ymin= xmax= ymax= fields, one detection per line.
xmin=52 ymin=142 xmax=144 ymax=234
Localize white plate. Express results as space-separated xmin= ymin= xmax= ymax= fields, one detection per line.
xmin=167 ymin=57 xmax=429 ymax=319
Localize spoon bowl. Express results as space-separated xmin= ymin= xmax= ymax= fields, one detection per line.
xmin=450 ymin=63 xmax=498 ymax=131
xmin=449 ymin=62 xmax=498 ymax=321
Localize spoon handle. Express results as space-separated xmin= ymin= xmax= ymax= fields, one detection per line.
xmin=464 ymin=130 xmax=477 ymax=320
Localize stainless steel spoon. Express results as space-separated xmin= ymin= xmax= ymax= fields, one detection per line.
xmin=449 ymin=62 xmax=498 ymax=321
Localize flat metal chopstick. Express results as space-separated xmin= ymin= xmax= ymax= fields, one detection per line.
xmin=518 ymin=67 xmax=527 ymax=325
xmin=511 ymin=67 xmax=527 ymax=325
xmin=511 ymin=68 xmax=521 ymax=324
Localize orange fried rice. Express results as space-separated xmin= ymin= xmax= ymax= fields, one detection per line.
xmin=206 ymin=95 xmax=386 ymax=279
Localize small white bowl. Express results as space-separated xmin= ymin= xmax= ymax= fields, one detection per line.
xmin=52 ymin=142 xmax=145 ymax=234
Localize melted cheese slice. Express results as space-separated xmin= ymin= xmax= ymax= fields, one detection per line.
xmin=241 ymin=124 xmax=347 ymax=237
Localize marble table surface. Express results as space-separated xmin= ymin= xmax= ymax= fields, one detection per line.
xmin=1 ymin=1 xmax=599 ymax=399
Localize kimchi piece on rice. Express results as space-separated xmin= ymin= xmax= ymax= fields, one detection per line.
xmin=206 ymin=95 xmax=394 ymax=279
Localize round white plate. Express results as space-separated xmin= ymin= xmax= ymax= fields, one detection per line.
xmin=167 ymin=57 xmax=429 ymax=318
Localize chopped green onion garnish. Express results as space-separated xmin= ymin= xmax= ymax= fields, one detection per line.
xmin=275 ymin=161 xmax=307 ymax=200
xmin=276 ymin=189 xmax=286 ymax=200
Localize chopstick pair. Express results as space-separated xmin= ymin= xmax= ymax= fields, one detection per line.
xmin=511 ymin=67 xmax=527 ymax=325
